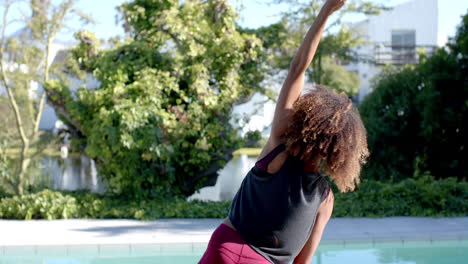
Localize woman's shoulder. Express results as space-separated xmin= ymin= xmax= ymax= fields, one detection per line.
xmin=254 ymin=138 xmax=289 ymax=174
xmin=256 ymin=137 xmax=285 ymax=161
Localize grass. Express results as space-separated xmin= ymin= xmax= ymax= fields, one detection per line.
xmin=233 ymin=148 xmax=262 ymax=157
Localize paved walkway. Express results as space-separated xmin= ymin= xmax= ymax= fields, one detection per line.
xmin=1 ymin=217 xmax=467 ymax=246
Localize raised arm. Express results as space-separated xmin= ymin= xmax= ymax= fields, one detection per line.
xmin=269 ymin=0 xmax=346 ymax=143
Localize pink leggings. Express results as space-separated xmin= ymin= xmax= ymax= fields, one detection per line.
xmin=199 ymin=224 xmax=271 ymax=264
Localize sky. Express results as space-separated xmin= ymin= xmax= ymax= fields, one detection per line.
xmin=64 ymin=0 xmax=468 ymax=44
xmin=4 ymin=0 xmax=468 ymax=44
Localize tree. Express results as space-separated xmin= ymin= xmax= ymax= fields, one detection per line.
xmin=45 ymin=0 xmax=266 ymax=198
xmin=0 ymin=0 xmax=89 ymax=194
xmin=243 ymin=0 xmax=385 ymax=95
xmin=320 ymin=56 xmax=360 ymax=96
xmin=359 ymin=12 xmax=468 ymax=181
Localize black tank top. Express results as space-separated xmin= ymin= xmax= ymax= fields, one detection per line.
xmin=229 ymin=144 xmax=330 ymax=264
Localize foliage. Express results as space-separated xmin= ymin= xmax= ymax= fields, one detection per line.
xmin=332 ymin=175 xmax=468 ymax=217
xmin=65 ymin=30 xmax=100 ymax=77
xmin=359 ymin=12 xmax=468 ymax=182
xmin=359 ymin=66 xmax=421 ymax=181
xmin=0 ymin=141 xmax=10 ymax=183
xmin=0 ymin=190 xmax=231 ymax=220
xmin=0 ymin=147 xmax=15 ymax=195
xmin=1 ymin=176 xmax=466 ymax=219
xmin=245 ymin=0 xmax=385 ymax=86
xmin=0 ymin=96 xmax=15 ymax=141
xmin=308 ymin=26 xmax=363 ymax=87
xmin=320 ymin=56 xmax=360 ymax=96
xmin=242 ymin=130 xmax=263 ymax=148
xmin=45 ymin=0 xmax=267 ymax=198
xmin=0 ymin=189 xmax=78 ymax=220
xmin=73 ymin=191 xmax=230 ymax=220
xmin=239 ymin=22 xmax=290 ymax=71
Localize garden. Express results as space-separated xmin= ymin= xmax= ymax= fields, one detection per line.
xmin=0 ymin=0 xmax=467 ymax=221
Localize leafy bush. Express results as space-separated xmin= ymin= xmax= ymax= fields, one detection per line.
xmin=1 ymin=176 xmax=466 ymax=220
xmin=0 ymin=187 xmax=11 ymax=199
xmin=0 ymin=190 xmax=78 ymax=220
xmin=333 ymin=175 xmax=468 ymax=217
xmin=60 ymin=191 xmax=230 ymax=220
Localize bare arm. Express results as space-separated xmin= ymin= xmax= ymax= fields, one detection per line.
xmin=269 ymin=0 xmax=346 ymax=144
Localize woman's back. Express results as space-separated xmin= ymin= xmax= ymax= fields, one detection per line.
xmin=229 ymin=144 xmax=329 ymax=264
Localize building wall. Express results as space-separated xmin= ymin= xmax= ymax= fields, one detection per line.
xmin=350 ymin=0 xmax=439 ymax=102
xmin=367 ymin=0 xmax=438 ymax=45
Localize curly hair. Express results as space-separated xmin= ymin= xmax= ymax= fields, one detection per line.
xmin=284 ymin=86 xmax=369 ymax=192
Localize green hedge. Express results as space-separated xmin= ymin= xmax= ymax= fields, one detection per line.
xmin=332 ymin=175 xmax=468 ymax=217
xmin=73 ymin=192 xmax=231 ymax=220
xmin=0 ymin=190 xmax=231 ymax=220
xmin=1 ymin=176 xmax=467 ymax=220
xmin=0 ymin=190 xmax=78 ymax=220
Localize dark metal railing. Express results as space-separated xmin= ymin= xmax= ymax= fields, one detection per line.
xmin=373 ymin=44 xmax=438 ymax=65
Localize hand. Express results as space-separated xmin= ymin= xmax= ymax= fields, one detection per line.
xmin=324 ymin=0 xmax=346 ymax=14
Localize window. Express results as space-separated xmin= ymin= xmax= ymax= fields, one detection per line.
xmin=391 ymin=30 xmax=416 ymax=63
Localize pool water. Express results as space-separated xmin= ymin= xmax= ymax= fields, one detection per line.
xmin=1 ymin=240 xmax=467 ymax=264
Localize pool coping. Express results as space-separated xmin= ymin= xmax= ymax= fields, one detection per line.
xmin=1 ymin=217 xmax=467 ymax=248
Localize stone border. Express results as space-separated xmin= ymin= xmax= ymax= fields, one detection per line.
xmin=0 ymin=217 xmax=467 ymax=249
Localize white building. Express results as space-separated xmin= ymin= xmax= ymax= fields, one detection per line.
xmin=347 ymin=0 xmax=439 ymax=102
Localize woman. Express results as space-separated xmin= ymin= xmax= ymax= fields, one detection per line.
xmin=199 ymin=0 xmax=369 ymax=263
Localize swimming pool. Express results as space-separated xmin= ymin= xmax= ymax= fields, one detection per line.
xmin=1 ymin=240 xmax=467 ymax=264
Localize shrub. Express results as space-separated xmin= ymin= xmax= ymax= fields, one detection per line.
xmin=69 ymin=191 xmax=231 ymax=220
xmin=332 ymin=175 xmax=468 ymax=217
xmin=0 ymin=190 xmax=78 ymax=220
xmin=1 ymin=176 xmax=466 ymax=220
